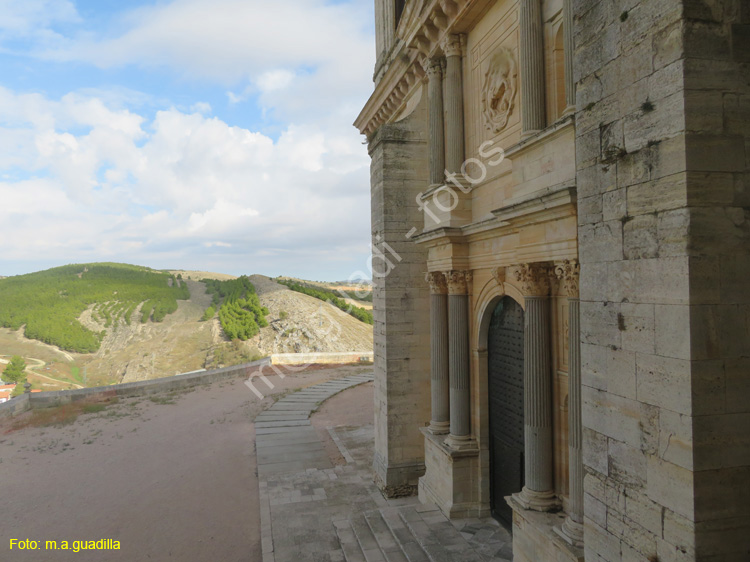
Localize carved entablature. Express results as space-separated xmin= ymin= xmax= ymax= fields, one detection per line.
xmin=426 ymin=271 xmax=448 ymax=294
xmin=481 ymin=47 xmax=517 ymax=134
xmin=355 ymin=0 xmax=472 ymax=137
xmin=444 ymin=270 xmax=473 ymax=295
xmin=555 ymin=260 xmax=580 ymax=298
xmin=508 ymin=263 xmax=551 ymax=297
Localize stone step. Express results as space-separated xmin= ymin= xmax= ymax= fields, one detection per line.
xmin=351 ymin=513 xmax=388 ymax=562
xmin=336 ymin=504 xmax=495 ymax=562
xmin=397 ymin=506 xmax=487 ymax=562
xmin=363 ymin=511 xmax=409 ymax=562
xmin=379 ymin=508 xmax=431 ymax=562
xmin=334 ymin=519 xmax=366 ymax=562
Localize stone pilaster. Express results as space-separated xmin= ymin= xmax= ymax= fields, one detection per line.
xmin=444 ymin=270 xmax=474 ymax=450
xmin=368 ymin=99 xmax=431 ymax=493
xmin=519 ymin=0 xmax=546 ymax=134
xmin=562 ymin=0 xmax=575 ymax=112
xmin=424 ymin=58 xmax=446 ymax=187
xmin=441 ymin=34 xmax=465 ymax=175
xmin=510 ymin=263 xmax=559 ymax=511
xmin=427 ymin=271 xmax=449 ymax=434
xmin=556 ymin=260 xmax=583 ymax=545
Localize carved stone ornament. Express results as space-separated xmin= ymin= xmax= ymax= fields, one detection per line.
xmin=444 ymin=270 xmax=472 ymax=295
xmin=481 ymin=47 xmax=518 ymax=134
xmin=441 ymin=34 xmax=463 ymax=58
xmin=422 ymin=56 xmax=443 ymax=78
xmin=555 ymin=260 xmax=580 ymax=298
xmin=425 ymin=271 xmax=448 ymax=294
xmin=509 ymin=263 xmax=550 ymax=297
xmin=492 ymin=267 xmax=505 ymax=286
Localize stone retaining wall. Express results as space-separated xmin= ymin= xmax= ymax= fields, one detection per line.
xmin=0 ymin=358 xmax=271 ymax=416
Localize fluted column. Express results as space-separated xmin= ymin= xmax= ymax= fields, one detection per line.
xmin=563 ymin=0 xmax=575 ymax=112
xmin=444 ymin=270 xmax=473 ymax=450
xmin=424 ymin=58 xmax=446 ymax=186
xmin=426 ymin=271 xmax=449 ymax=434
xmin=511 ymin=263 xmax=559 ymax=511
xmin=442 ymin=34 xmax=465 ymax=175
xmin=520 ymin=0 xmax=546 ymax=134
xmin=556 ymin=261 xmax=583 ymax=545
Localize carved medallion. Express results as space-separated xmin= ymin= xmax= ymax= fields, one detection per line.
xmin=481 ymin=47 xmax=517 ymax=134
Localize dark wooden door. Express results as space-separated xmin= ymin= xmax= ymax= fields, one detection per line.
xmin=488 ymin=296 xmax=525 ymax=525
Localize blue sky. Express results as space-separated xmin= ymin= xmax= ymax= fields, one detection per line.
xmin=0 ymin=0 xmax=376 ymax=281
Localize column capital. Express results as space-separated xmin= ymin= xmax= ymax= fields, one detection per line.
xmin=422 ymin=56 xmax=444 ymax=78
xmin=426 ymin=271 xmax=448 ymax=294
xmin=554 ymin=259 xmax=580 ymax=298
xmin=509 ymin=263 xmax=550 ymax=297
xmin=441 ymin=33 xmax=464 ymax=58
xmin=444 ymin=270 xmax=472 ymax=295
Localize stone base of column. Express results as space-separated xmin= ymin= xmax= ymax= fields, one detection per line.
xmin=555 ymin=516 xmax=584 ymax=547
xmin=443 ymin=434 xmax=477 ymax=451
xmin=562 ymin=105 xmax=576 ymax=117
xmin=427 ymin=420 xmax=450 ymax=435
xmin=507 ymin=496 xmax=584 ymax=562
xmin=512 ymin=486 xmax=561 ymax=512
xmin=419 ymin=428 xmax=488 ymax=519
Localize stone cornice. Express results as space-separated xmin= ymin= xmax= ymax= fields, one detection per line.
xmin=411 ymin=226 xmax=465 ymax=246
xmin=354 ymin=0 xmax=479 ymax=137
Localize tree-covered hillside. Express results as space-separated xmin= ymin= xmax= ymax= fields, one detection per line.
xmin=202 ymin=276 xmax=269 ymax=340
xmin=0 ymin=263 xmax=190 ymax=353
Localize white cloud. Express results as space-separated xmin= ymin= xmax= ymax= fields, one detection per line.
xmin=189 ymin=101 xmax=212 ymax=115
xmin=0 ymin=88 xmax=373 ymax=276
xmin=0 ymin=1 xmax=377 ymax=279
xmin=256 ymin=69 xmax=295 ymax=93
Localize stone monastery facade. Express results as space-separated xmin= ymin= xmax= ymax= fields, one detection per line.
xmin=354 ymin=1 xmax=750 ymax=561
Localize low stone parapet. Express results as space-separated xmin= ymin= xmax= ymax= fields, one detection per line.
xmin=0 ymin=393 xmax=31 ymax=419
xmin=16 ymin=357 xmax=272 ymax=411
xmin=270 ymin=352 xmax=373 ymax=365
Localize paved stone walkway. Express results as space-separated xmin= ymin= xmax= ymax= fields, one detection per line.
xmin=256 ymin=373 xmax=512 ymax=562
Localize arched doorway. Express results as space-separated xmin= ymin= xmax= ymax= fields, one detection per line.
xmin=488 ymin=296 xmax=525 ymax=524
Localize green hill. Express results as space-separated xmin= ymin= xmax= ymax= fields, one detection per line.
xmin=0 ymin=263 xmax=190 ymax=353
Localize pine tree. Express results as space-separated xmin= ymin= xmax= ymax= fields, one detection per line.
xmin=3 ymin=355 xmax=27 ymax=384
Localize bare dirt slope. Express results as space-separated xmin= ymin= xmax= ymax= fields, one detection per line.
xmin=77 ymin=279 xmax=215 ymax=383
xmin=248 ymin=275 xmax=373 ymax=355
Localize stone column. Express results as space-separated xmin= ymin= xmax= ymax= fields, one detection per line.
xmin=426 ymin=271 xmax=449 ymax=434
xmin=424 ymin=58 xmax=446 ymax=187
xmin=441 ymin=34 xmax=465 ymax=175
xmin=511 ymin=263 xmax=559 ymax=511
xmin=520 ymin=0 xmax=546 ymax=134
xmin=556 ymin=261 xmax=583 ymax=544
xmin=444 ymin=270 xmax=474 ymax=450
xmin=563 ymin=0 xmax=575 ymax=112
